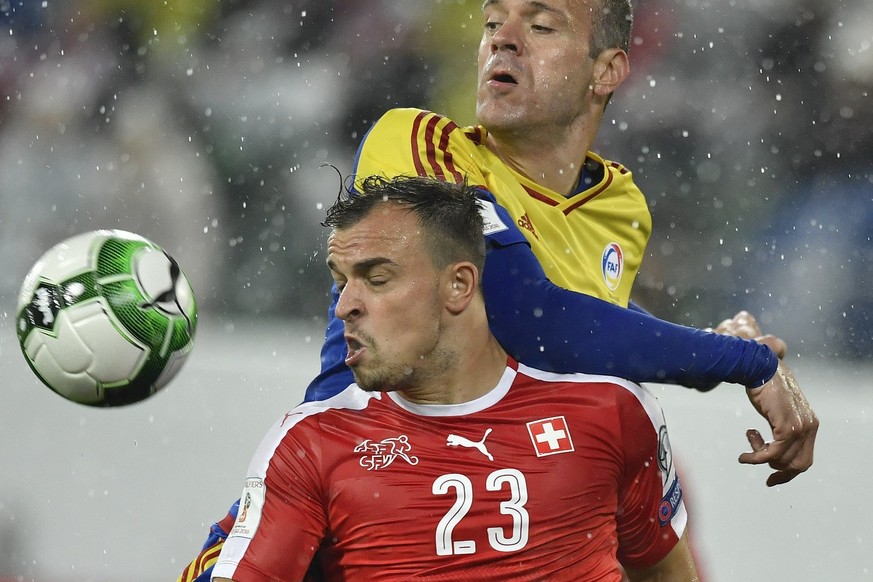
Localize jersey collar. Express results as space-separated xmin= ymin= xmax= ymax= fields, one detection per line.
xmin=386 ymin=359 xmax=517 ymax=417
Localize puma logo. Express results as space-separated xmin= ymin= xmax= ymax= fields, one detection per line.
xmin=446 ymin=428 xmax=493 ymax=461
xmin=138 ymin=251 xmax=194 ymax=336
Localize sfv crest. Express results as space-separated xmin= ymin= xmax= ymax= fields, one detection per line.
xmin=355 ymin=435 xmax=420 ymax=471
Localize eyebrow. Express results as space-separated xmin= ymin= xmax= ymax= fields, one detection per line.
xmin=327 ymin=256 xmax=398 ymax=275
xmin=482 ymin=0 xmax=567 ymax=18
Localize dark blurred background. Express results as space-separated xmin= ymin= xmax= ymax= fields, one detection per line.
xmin=2 ymin=0 xmax=871 ymax=357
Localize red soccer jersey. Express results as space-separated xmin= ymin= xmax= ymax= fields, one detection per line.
xmin=213 ymin=360 xmax=686 ymax=581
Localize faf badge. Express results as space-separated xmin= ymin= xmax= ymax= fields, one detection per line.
xmin=601 ymin=242 xmax=624 ymax=291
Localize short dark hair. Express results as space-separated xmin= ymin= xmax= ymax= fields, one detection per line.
xmin=589 ymin=0 xmax=633 ymax=59
xmin=323 ymin=175 xmax=486 ymax=275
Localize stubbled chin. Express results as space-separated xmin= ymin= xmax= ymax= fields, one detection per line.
xmin=477 ymin=104 xmax=527 ymax=133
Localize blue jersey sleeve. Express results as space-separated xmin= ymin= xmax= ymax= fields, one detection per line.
xmin=473 ymin=189 xmax=776 ymax=389
xmin=481 ymin=230 xmax=776 ymax=390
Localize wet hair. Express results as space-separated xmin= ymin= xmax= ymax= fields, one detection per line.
xmin=323 ymin=175 xmax=487 ymax=276
xmin=588 ymin=0 xmax=633 ymax=59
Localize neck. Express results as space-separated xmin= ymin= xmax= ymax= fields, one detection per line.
xmin=483 ymin=114 xmax=601 ymax=197
xmin=396 ymin=325 xmax=507 ymax=406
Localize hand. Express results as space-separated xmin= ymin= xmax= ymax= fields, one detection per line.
xmin=712 ymin=310 xmax=787 ymax=358
xmin=740 ymin=360 xmax=819 ymax=486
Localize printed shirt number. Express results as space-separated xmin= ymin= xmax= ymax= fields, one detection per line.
xmin=432 ymin=469 xmax=529 ymax=556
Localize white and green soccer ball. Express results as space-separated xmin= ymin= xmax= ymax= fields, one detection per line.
xmin=16 ymin=230 xmax=197 ymax=407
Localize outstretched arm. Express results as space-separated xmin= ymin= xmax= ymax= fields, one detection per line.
xmin=480 ymin=223 xmax=778 ymax=390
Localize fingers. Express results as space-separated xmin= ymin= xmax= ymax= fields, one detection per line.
xmin=738 ymin=427 xmax=815 ymax=487
xmin=738 ymin=428 xmax=779 ymax=465
xmin=766 ymin=469 xmax=802 ymax=487
xmin=747 ymin=428 xmax=766 ymax=452
xmin=712 ymin=310 xmax=762 ymax=339
xmin=756 ymin=334 xmax=788 ymax=359
xmin=711 ymin=311 xmax=790 ymax=359
xmin=742 ymin=359 xmax=818 ymax=486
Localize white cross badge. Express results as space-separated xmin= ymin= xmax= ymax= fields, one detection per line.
xmin=527 ymin=416 xmax=575 ymax=457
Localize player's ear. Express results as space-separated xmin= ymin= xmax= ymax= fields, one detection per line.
xmin=591 ymin=48 xmax=629 ymax=99
xmin=444 ymin=262 xmax=478 ymax=315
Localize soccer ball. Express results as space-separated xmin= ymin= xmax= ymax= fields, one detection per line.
xmin=15 ymin=230 xmax=198 ymax=407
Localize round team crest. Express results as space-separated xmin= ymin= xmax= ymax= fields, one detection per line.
xmin=601 ymin=243 xmax=624 ymax=291
xmin=657 ymin=425 xmax=673 ymax=476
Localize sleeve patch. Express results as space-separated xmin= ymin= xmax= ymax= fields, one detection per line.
xmin=478 ymin=200 xmax=509 ymax=235
xmin=228 ymin=478 xmax=266 ymax=539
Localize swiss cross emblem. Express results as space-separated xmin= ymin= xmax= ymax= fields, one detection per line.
xmin=527 ymin=416 xmax=574 ymax=457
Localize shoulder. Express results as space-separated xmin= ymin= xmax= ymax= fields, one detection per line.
xmin=357 ymin=108 xmax=482 ymax=184
xmin=363 ymin=107 xmax=482 ymax=153
xmin=516 ymin=361 xmax=643 ymax=393
xmin=367 ymin=107 xmax=463 ymax=137
xmin=587 ymin=153 xmax=644 ymax=198
xmin=583 ymin=152 xmax=652 ymax=237
xmin=252 ymin=386 xmax=380 ymax=464
xmin=282 ymin=385 xmax=379 ymax=431
xmin=515 ymin=363 xmax=662 ymax=425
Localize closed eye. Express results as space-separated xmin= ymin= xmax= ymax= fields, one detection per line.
xmin=484 ymin=20 xmax=503 ymax=34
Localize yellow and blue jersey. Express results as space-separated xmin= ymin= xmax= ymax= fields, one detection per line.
xmin=353 ymin=108 xmax=652 ymax=307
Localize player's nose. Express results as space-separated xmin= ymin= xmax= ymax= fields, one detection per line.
xmin=490 ymin=17 xmax=523 ymax=55
xmin=334 ymin=282 xmax=363 ymax=321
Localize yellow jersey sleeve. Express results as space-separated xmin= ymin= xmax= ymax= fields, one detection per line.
xmin=354 ymin=108 xmax=488 ymax=186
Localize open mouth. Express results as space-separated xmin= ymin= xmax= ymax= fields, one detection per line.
xmin=345 ymin=336 xmax=365 ymax=366
xmin=490 ymin=72 xmax=517 ymax=84
xmin=346 ymin=337 xmax=363 ymax=353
